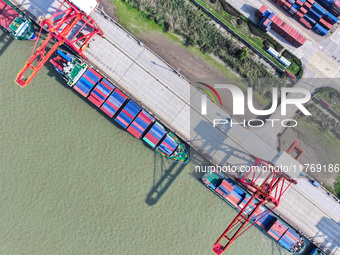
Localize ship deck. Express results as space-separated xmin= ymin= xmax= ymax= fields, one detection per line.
xmin=0 ymin=0 xmax=18 ymax=30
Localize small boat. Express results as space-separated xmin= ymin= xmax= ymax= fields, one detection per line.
xmin=50 ymin=50 xmax=189 ymax=163
xmin=310 ymin=247 xmax=326 ymax=255
xmin=0 ymin=0 xmax=36 ymax=40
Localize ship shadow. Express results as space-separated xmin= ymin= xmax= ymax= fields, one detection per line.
xmin=0 ymin=31 xmax=14 ymax=58
xmin=145 ymin=146 xmax=189 ymax=206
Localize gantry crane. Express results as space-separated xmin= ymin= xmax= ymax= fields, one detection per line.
xmin=213 ymin=150 xmax=299 ymax=254
xmin=16 ymin=0 xmax=103 ymax=87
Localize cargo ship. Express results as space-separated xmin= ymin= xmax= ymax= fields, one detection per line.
xmin=202 ymin=171 xmax=305 ymax=253
xmin=50 ymin=50 xmax=189 ymax=163
xmin=0 ymin=0 xmax=36 ymax=40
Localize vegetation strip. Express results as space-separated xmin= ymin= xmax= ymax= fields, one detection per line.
xmin=194 ymin=0 xmax=303 ymax=78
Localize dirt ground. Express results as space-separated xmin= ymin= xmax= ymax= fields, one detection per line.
xmin=281 ymin=122 xmax=340 ymax=186
xmin=98 ymin=0 xmax=262 ymax=121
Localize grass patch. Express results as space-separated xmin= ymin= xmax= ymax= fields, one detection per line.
xmin=113 ymin=0 xmax=286 ymax=105
xmin=112 ymin=0 xmax=163 ymax=35
xmin=316 ymin=87 xmax=340 ymax=115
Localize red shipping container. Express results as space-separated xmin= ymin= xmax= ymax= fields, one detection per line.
xmin=303 ymin=2 xmax=312 ymax=9
xmin=283 ymin=2 xmax=292 ymax=10
xmin=307 ymin=0 xmax=314 ymax=4
xmin=276 ymin=0 xmax=285 ymax=7
xmin=216 ymin=189 xmax=224 ymax=196
xmin=221 ymin=182 xmax=233 ymax=192
xmin=294 ymin=11 xmax=304 ymax=20
xmin=228 ymin=193 xmax=242 ymax=204
xmin=256 ymin=5 xmax=267 ymax=18
xmin=267 ymin=230 xmax=280 ymax=240
xmin=299 ymin=18 xmax=312 ymax=29
xmin=296 ymin=0 xmax=303 ymax=6
xmin=270 ymin=221 xmax=288 ymax=236
xmin=318 ymin=18 xmax=332 ymax=30
xmin=299 ymin=7 xmax=307 ymax=14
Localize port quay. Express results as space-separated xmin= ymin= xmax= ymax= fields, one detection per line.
xmin=11 ymin=0 xmax=340 ymax=253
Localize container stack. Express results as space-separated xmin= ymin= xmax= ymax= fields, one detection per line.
xmin=115 ymin=100 xmax=142 ymax=129
xmin=257 ymin=5 xmax=307 ymax=46
xmin=142 ymin=121 xmax=167 ymax=148
xmin=100 ymin=89 xmax=128 ymax=118
xmin=88 ymin=78 xmax=116 ymax=107
xmin=256 ymin=4 xmax=268 ymax=18
xmin=278 ymin=229 xmax=301 ymax=250
xmin=259 ymin=17 xmax=273 ymax=31
xmin=127 ymin=110 xmax=155 ymax=139
xmin=255 ymin=211 xmax=277 ymax=230
xmin=156 ymin=134 xmax=179 ymax=156
xmin=270 ymin=0 xmax=339 ymax=34
xmin=267 ymin=220 xmax=288 ymax=240
xmin=73 ymin=68 xmax=102 ymax=97
xmin=329 ymin=1 xmax=340 ymax=16
xmin=315 ymin=0 xmax=335 ymax=8
xmin=215 ymin=183 xmax=231 ymax=199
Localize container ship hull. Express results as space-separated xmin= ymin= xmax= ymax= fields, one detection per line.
xmin=202 ymin=171 xmax=305 ymax=253
xmin=50 ymin=50 xmax=189 ymax=164
xmin=0 ymin=0 xmax=36 ymax=40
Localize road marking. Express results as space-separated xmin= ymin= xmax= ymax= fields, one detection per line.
xmin=306 ymin=50 xmax=340 ymax=78
xmin=330 ymin=29 xmax=340 ymax=46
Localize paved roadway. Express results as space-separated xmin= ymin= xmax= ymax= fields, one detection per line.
xmin=12 ymin=0 xmax=340 ymax=254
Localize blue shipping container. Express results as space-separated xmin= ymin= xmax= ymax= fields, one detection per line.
xmin=309 ymin=8 xmax=323 ymax=19
xmin=324 ymin=11 xmax=338 ymax=24
xmin=315 ymin=0 xmax=335 ymax=8
xmin=312 ymin=2 xmax=327 ymax=15
xmin=313 ymin=23 xmax=329 ymax=35
xmin=100 ymin=89 xmax=128 ymax=118
xmin=115 ymin=100 xmax=142 ymax=129
xmin=233 ymin=186 xmax=245 ymax=196
xmin=304 ymin=13 xmax=317 ymax=24
xmin=143 ymin=121 xmax=167 ymax=148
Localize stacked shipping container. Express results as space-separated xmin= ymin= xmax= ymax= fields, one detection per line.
xmin=127 ymin=110 xmax=155 ymax=139
xmin=143 ymin=121 xmax=167 ymax=148
xmin=73 ymin=68 xmax=102 ymax=97
xmin=269 ymin=0 xmax=339 ymax=35
xmin=329 ymin=1 xmax=340 ymax=16
xmin=100 ymin=89 xmax=128 ymax=118
xmin=88 ymin=78 xmax=115 ymax=107
xmin=257 ymin=5 xmax=307 ymax=47
xmin=156 ymin=134 xmax=179 ymax=156
xmin=115 ymin=100 xmax=142 ymax=129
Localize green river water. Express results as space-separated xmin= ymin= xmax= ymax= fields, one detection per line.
xmin=0 ymin=30 xmax=290 ymax=255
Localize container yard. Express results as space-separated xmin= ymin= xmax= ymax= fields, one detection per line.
xmin=7 ymin=0 xmax=340 ymax=254
xmin=257 ymin=5 xmax=307 ymax=46
xmin=268 ymin=0 xmax=340 ymax=36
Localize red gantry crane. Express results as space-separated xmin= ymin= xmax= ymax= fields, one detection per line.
xmin=15 ymin=0 xmax=103 ymax=87
xmin=213 ymin=147 xmax=300 ymax=255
